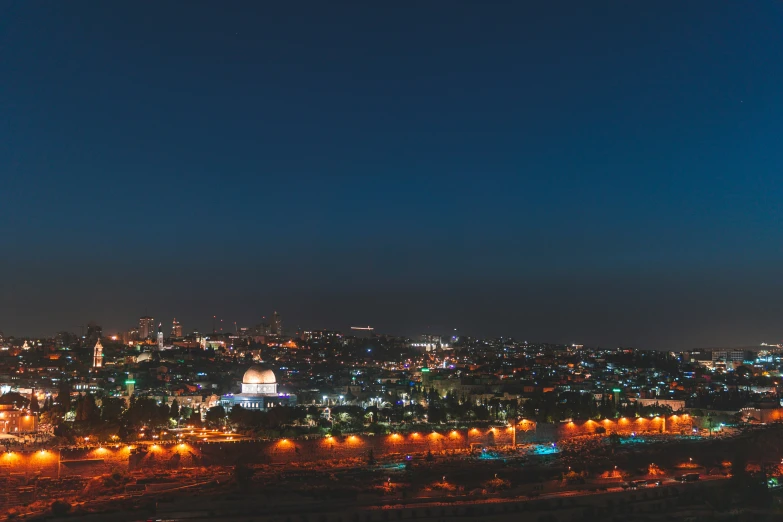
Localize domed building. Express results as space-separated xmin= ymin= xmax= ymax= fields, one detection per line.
xmin=220 ymin=365 xmax=296 ymax=411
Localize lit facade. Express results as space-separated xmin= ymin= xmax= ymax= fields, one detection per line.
xmin=139 ymin=316 xmax=154 ymax=339
xmin=92 ymin=340 xmax=103 ymax=368
xmin=0 ymin=406 xmax=36 ymax=434
xmin=171 ymin=318 xmax=182 ymax=337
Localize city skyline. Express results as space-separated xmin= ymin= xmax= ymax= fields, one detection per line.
xmin=2 ymin=3 xmax=783 ymax=518
xmin=3 ymin=2 xmax=783 ymax=349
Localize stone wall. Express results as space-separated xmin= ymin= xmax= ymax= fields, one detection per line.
xmin=0 ymin=416 xmax=692 ymax=479
xmin=554 ymin=415 xmax=693 ymax=438
xmin=0 ymin=450 xmax=59 ymax=479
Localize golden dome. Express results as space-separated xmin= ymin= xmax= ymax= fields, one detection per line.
xmin=242 ymin=366 xmax=276 ymax=385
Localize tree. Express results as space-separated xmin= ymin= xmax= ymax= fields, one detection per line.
xmin=50 ymin=500 xmax=72 ymax=516
xmin=180 ymin=406 xmax=193 ymax=422
xmin=205 ymin=405 xmax=226 ymax=427
xmin=608 ymin=432 xmax=622 ymax=451
xmin=157 ymin=402 xmax=170 ymax=422
xmin=55 ymin=381 xmax=72 ymax=416
xmin=101 ymin=397 xmax=126 ymax=423
xmin=123 ymin=397 xmax=167 ymax=430
xmin=170 ymin=399 xmax=180 ymax=421
xmin=229 ymin=405 xmax=247 ymax=427
xmin=75 ymin=394 xmax=100 ymax=423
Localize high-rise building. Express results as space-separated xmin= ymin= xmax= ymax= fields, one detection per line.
xmin=123 ymin=328 xmax=140 ymax=345
xmin=86 ymin=321 xmax=102 ymax=343
xmin=255 ymin=321 xmax=271 ymax=336
xmin=92 ymin=339 xmax=103 ymax=368
xmin=272 ymin=311 xmax=282 ymax=337
xmin=55 ymin=331 xmax=77 ymax=349
xmin=171 ymin=318 xmax=182 ymax=337
xmin=139 ymin=316 xmax=154 ymax=339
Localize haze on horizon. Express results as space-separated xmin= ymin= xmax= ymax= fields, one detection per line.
xmin=2 ymin=2 xmax=783 ymax=350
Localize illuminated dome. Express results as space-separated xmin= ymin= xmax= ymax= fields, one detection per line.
xmin=242 ymin=366 xmax=276 ymax=385
xmin=222 ymin=364 xmax=294 ymax=412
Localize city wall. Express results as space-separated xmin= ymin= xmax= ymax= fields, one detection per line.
xmin=0 ymin=416 xmax=692 ymax=479
xmin=552 ymin=414 xmax=693 ymax=438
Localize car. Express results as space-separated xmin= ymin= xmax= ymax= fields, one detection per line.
xmin=675 ymin=473 xmax=700 ymax=482
xmin=645 ymin=479 xmax=662 ymax=487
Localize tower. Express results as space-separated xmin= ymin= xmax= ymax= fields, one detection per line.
xmin=272 ymin=311 xmax=282 ymax=337
xmin=139 ymin=316 xmax=154 ymax=339
xmin=171 ymin=318 xmax=182 ymax=337
xmin=92 ymin=339 xmax=103 ymax=368
xmin=157 ymin=324 xmax=164 ymax=350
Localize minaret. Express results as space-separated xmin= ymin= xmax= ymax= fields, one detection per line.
xmin=93 ymin=339 xmax=103 ymax=368
xmin=157 ymin=323 xmax=164 ymax=350
xmin=126 ymin=373 xmax=135 ymax=396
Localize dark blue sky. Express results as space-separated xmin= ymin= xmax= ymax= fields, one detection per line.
xmin=2 ymin=2 xmax=783 ymax=349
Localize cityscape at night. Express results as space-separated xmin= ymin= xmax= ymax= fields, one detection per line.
xmin=2 ymin=319 xmax=783 ymax=520
xmin=3 ymin=1 xmax=783 ymax=520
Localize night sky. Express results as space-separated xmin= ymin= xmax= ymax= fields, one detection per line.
xmin=2 ymin=2 xmax=783 ymax=349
